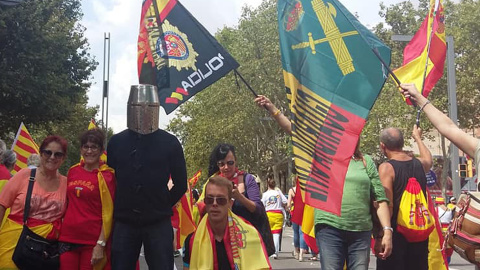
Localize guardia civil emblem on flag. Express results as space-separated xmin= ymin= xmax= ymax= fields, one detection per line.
xmin=277 ymin=0 xmax=391 ymax=215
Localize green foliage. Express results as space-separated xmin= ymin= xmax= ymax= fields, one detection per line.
xmin=0 ymin=0 xmax=99 ymax=174
xmin=0 ymin=0 xmax=98 ymax=138
xmin=167 ymin=0 xmax=290 ymax=185
xmin=174 ymin=0 xmax=480 ymax=181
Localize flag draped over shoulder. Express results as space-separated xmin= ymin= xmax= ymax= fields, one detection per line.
xmin=11 ymin=122 xmax=39 ymax=174
xmin=277 ymin=0 xmax=391 ymax=215
xmin=137 ymin=0 xmax=239 ymax=114
xmin=393 ymin=0 xmax=446 ymax=103
xmin=426 ymin=190 xmax=448 ymax=269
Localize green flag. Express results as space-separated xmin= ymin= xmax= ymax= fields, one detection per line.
xmin=278 ymin=0 xmax=391 ymax=215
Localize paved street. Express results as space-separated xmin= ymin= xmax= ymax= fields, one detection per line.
xmin=139 ymin=226 xmax=477 ymax=269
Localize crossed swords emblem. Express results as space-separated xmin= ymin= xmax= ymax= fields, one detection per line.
xmin=291 ymin=0 xmax=358 ymax=76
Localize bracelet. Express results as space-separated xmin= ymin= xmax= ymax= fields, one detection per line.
xmin=419 ymin=100 xmax=430 ymax=111
xmin=271 ymin=109 xmax=281 ymax=117
xmin=383 ymin=226 xmax=393 ymax=232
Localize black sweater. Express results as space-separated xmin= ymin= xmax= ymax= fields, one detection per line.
xmin=107 ymin=129 xmax=187 ymax=225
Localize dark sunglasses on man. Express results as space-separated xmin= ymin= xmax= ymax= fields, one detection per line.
xmin=204 ymin=196 xmax=229 ymax=206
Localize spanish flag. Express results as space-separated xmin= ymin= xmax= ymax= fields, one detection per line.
xmin=176 ymin=182 xmax=196 ymax=248
xmin=11 ymin=122 xmax=39 ymax=174
xmin=426 ymin=189 xmax=448 ymax=269
xmin=393 ymin=0 xmax=446 ymax=103
xmin=188 ymin=170 xmax=201 ymax=187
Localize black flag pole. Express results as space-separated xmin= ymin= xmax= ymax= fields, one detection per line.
xmin=233 ymin=69 xmax=274 ymax=113
xmin=372 ymin=48 xmax=421 ymax=126
xmin=233 ymin=69 xmax=258 ymax=97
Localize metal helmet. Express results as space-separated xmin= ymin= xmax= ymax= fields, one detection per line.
xmin=127 ymin=84 xmax=160 ymax=134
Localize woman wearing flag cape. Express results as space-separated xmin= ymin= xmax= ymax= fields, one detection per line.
xmin=0 ymin=135 xmax=68 ymax=269
xmin=58 ymin=129 xmax=115 ymax=270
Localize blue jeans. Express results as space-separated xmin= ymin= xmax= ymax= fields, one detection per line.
xmin=111 ymin=219 xmax=174 ymax=270
xmin=315 ymin=224 xmax=370 ymax=270
xmin=292 ymin=222 xmax=308 ymax=250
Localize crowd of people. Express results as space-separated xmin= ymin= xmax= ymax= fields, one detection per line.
xmin=0 ymin=82 xmax=474 ymax=270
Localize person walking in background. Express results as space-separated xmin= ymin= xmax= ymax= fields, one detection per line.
xmin=107 ymin=85 xmax=187 ymax=270
xmin=59 ymin=129 xmax=116 ymax=270
xmin=0 ymin=142 xmax=16 ymax=228
xmin=183 ymin=176 xmax=271 ymax=270
xmin=262 ymin=176 xmax=288 ymax=259
xmin=0 ymin=135 xmax=68 ymax=269
xmin=27 ymin=153 xmax=41 ymax=168
xmin=287 ymin=178 xmax=309 ymax=261
xmin=377 ymin=125 xmax=433 ymax=270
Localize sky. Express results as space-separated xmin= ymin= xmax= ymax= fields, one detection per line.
xmin=80 ymin=0 xmax=411 ymax=133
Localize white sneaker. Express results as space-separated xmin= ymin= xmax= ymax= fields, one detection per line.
xmin=293 ymin=250 xmax=299 ymax=260
xmin=270 ymin=253 xmax=278 ymax=259
xmin=298 ymin=249 xmax=304 ymax=262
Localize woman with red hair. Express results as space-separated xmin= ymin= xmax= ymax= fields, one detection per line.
xmin=0 ymin=135 xmax=68 ymax=269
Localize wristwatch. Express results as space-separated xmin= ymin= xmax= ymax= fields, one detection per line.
xmin=96 ymin=240 xmax=106 ymax=247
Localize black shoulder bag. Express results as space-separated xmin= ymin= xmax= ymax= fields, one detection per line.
xmin=12 ymin=168 xmax=60 ymax=270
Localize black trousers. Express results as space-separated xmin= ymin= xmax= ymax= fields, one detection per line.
xmin=111 ymin=219 xmax=174 ymax=270
xmin=376 ymin=231 xmax=428 ymax=270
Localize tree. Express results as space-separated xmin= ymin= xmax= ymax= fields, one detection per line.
xmin=168 ymin=0 xmax=291 ymax=190
xmin=0 ymin=0 xmax=98 ymax=137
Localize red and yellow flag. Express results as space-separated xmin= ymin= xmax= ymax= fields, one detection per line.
xmin=426 ymin=189 xmax=448 ymax=269
xmin=394 ymin=0 xmax=446 ymax=103
xmin=176 ymin=183 xmax=196 ymax=247
xmin=290 ymin=180 xmax=318 ymax=254
xmin=11 ymin=122 xmax=39 ymax=174
xmin=188 ymin=170 xmax=201 ymax=187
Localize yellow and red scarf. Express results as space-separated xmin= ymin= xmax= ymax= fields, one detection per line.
xmin=189 ymin=209 xmax=271 ymax=270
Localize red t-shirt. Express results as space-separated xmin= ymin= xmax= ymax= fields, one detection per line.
xmin=59 ymin=164 xmax=115 ymax=245
xmin=0 ymin=164 xmax=11 ymax=180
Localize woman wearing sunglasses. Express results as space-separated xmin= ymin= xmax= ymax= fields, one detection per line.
xmin=207 ymin=144 xmax=263 ymax=222
xmin=0 ymin=135 xmax=68 ymax=269
xmin=58 ymin=129 xmax=115 ymax=270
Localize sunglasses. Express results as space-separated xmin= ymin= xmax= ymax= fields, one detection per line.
xmin=41 ymin=149 xmax=65 ymax=159
xmin=217 ymin=160 xmax=235 ymax=167
xmin=81 ymin=144 xmax=100 ymax=152
xmin=204 ymin=196 xmax=229 ymax=206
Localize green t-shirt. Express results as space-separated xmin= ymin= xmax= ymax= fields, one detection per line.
xmin=314 ymin=155 xmax=388 ymax=231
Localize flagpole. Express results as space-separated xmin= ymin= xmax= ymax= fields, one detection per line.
xmin=233 ymin=69 xmax=258 ymax=97
xmin=420 ymin=0 xmax=439 ymax=94
xmin=371 ymin=48 xmax=418 ymax=109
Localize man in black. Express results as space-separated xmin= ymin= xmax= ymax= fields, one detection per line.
xmin=107 ymin=85 xmax=187 ymax=270
xmin=377 ymin=126 xmax=433 ymax=270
